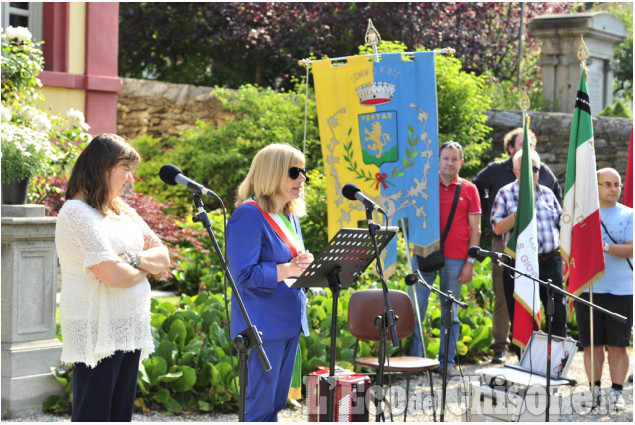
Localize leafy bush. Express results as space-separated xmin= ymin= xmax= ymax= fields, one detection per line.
xmin=167 ymin=212 xmax=229 ymax=295
xmin=136 ymin=293 xmax=238 ymax=414
xmin=132 ymin=82 xmax=321 ymax=217
xmin=599 ymin=99 xmax=632 ymax=118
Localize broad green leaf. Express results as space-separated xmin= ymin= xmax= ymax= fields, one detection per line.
xmin=172 ymin=365 xmax=197 ymax=392
xmin=153 ymin=388 xmax=170 ymax=404
xmin=158 ymin=371 xmax=183 ymax=383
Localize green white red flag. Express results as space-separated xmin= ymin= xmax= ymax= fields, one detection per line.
xmin=505 ymin=120 xmax=541 ymax=349
xmin=560 ymin=71 xmax=605 ymax=305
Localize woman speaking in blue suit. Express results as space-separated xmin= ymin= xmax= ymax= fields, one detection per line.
xmin=227 ymin=143 xmax=313 ymax=421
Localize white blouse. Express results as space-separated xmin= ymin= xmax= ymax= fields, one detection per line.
xmin=55 ymin=200 xmax=157 ymax=368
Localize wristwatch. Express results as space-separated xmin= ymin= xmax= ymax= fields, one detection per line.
xmin=603 ymin=242 xmax=610 ymax=253
xmin=466 ymin=257 xmax=476 ymax=265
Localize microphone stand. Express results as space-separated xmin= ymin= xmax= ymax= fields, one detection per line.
xmin=493 ymin=257 xmax=627 ymax=422
xmin=411 ymin=270 xmax=467 ymax=422
xmin=364 ymin=206 xmax=399 ymax=421
xmin=189 ymin=192 xmax=271 ymax=422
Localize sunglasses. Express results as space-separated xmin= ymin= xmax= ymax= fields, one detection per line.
xmin=532 ymin=166 xmax=540 ymax=173
xmin=289 ymin=167 xmax=309 ymax=183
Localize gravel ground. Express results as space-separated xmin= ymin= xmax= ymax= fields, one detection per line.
xmin=5 ymin=350 xmax=632 ymax=422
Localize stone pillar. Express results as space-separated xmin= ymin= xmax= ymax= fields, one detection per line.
xmin=1 ymin=205 xmax=64 ymax=419
xmin=529 ymin=12 xmax=626 ymax=115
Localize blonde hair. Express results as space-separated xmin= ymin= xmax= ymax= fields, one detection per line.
xmin=235 ymin=143 xmax=307 ymax=217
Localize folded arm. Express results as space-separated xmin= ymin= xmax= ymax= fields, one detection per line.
xmin=606 ymin=240 xmax=633 ymax=259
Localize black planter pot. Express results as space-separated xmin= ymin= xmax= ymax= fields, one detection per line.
xmin=2 ymin=178 xmax=29 ymax=205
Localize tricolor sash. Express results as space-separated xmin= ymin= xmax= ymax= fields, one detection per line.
xmin=243 ymin=199 xmax=304 ymax=257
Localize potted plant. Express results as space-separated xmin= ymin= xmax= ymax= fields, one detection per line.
xmin=1 ymin=120 xmax=58 ymax=204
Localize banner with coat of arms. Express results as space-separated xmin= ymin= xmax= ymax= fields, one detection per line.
xmin=312 ymin=52 xmax=440 ymax=276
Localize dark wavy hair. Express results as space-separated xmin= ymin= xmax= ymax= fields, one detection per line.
xmin=65 ymin=134 xmax=140 ymax=215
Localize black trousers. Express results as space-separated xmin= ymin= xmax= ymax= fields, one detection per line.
xmin=72 ymin=350 xmax=141 ymax=422
xmin=503 ymin=254 xmax=567 ymax=344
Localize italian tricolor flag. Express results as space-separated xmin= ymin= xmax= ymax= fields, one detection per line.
xmin=505 ymin=121 xmax=541 ymax=350
xmin=560 ymin=72 xmax=605 ymax=305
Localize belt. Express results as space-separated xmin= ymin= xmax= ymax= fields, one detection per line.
xmin=538 ymin=250 xmax=559 ymax=262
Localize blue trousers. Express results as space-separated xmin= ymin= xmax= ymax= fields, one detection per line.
xmin=408 ymin=258 xmax=465 ymax=370
xmin=72 ymin=350 xmax=141 ymax=422
xmin=246 ymin=333 xmax=301 ymax=422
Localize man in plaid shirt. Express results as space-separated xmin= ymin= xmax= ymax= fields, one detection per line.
xmin=490 ymin=149 xmax=567 ymax=347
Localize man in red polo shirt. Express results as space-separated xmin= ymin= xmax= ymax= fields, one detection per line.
xmin=409 ymin=141 xmax=481 ymax=376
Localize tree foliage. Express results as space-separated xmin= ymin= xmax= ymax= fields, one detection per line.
xmin=598 ymin=2 xmax=633 ymax=103
xmin=119 ymin=2 xmax=573 ymax=91
xmin=131 ymin=82 xmax=321 ymax=217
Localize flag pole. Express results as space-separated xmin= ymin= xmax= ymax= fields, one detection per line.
xmin=515 ymin=89 xmax=532 ymax=358
xmin=578 ymin=34 xmax=597 ymax=406
xmin=519 ymin=88 xmax=530 ymax=129
xmin=298 ymin=49 xmax=455 ymax=69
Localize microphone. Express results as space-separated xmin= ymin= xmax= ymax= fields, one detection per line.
xmin=404 ymin=273 xmax=419 ymax=286
xmin=468 ymin=246 xmax=512 ymax=263
xmin=159 ymin=164 xmax=218 ymax=198
xmin=342 ymin=183 xmax=387 ymax=215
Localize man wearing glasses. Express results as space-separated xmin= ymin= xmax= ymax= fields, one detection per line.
xmin=490 ymin=149 xmax=567 ymax=354
xmin=574 ymin=167 xmax=633 ymax=411
xmin=473 ymin=128 xmax=562 ymax=364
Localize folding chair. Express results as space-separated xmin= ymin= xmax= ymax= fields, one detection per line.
xmin=348 ymin=288 xmax=439 ymax=421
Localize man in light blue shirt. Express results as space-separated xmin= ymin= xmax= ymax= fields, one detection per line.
xmin=575 ymin=167 xmax=633 ymax=411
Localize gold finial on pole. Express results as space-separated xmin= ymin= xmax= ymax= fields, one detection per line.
xmin=518 ymin=88 xmax=530 ymax=127
xmin=578 ymin=35 xmax=590 ymax=80
xmin=365 ymin=18 xmax=381 ymax=62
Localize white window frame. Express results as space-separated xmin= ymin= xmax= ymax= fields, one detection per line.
xmin=2 ymin=2 xmax=43 ymax=42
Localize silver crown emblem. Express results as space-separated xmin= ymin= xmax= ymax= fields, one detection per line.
xmin=356 ymin=82 xmax=396 ymax=105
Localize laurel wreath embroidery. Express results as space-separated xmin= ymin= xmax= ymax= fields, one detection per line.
xmin=343 ymin=124 xmax=420 ymax=190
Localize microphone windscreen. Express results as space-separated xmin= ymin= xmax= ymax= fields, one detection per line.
xmin=342 ymin=183 xmax=361 ymax=201
xmin=467 ymin=246 xmax=481 ymax=258
xmin=404 ymin=273 xmax=418 ymax=286
xmin=159 ymin=164 xmax=182 ymax=186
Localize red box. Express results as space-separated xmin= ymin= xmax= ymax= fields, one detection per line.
xmin=306 ymin=366 xmax=370 ymax=422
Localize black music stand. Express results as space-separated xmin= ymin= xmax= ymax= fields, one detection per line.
xmin=293 ymin=226 xmax=398 ymax=422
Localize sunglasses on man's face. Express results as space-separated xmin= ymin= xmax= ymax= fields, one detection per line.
xmin=289 ymin=167 xmax=309 ymax=183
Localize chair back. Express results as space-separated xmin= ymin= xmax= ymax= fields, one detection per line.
xmin=348 ymin=289 xmax=416 ymax=342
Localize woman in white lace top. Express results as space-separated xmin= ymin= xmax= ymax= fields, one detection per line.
xmin=55 ymin=134 xmax=170 ymax=421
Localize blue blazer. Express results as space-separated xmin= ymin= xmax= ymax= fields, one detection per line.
xmin=226 ymin=203 xmax=309 ymax=340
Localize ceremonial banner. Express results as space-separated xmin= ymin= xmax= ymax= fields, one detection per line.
xmin=560 ymin=72 xmax=605 ymax=302
xmin=312 ymin=52 xmax=439 ymax=276
xmin=504 ymin=121 xmax=541 ymax=350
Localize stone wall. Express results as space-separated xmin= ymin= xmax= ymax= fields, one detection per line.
xmin=486 ymin=109 xmax=632 ymax=185
xmin=117 ymin=78 xmax=632 ymax=185
xmin=116 ymin=78 xmax=235 ymax=140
